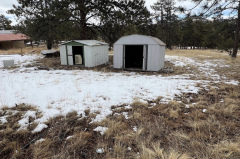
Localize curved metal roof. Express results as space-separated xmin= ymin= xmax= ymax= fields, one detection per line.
xmin=114 ymin=34 xmax=166 ymax=46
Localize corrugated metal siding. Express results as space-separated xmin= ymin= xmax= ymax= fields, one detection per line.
xmin=159 ymin=46 xmax=165 ymax=69
xmin=60 ymin=45 xmax=67 ymax=65
xmin=84 ymin=46 xmax=92 ymax=67
xmin=67 ymin=45 xmax=73 ymax=65
xmin=113 ymin=44 xmax=123 ymax=69
xmin=147 ymin=45 xmax=161 ymax=71
xmin=67 ymin=45 xmax=72 ymax=55
xmin=68 ymin=56 xmax=73 ymax=65
xmin=91 ymin=45 xmax=109 ymax=67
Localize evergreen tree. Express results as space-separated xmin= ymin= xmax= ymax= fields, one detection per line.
xmin=93 ymin=0 xmax=150 ymax=46
xmin=8 ymin=0 xmax=71 ymax=49
xmin=151 ymin=0 xmax=181 ymax=49
xmin=214 ymin=19 xmax=236 ymax=52
xmin=9 ymin=0 xmax=150 ymax=48
xmin=180 ymin=18 xmax=195 ymax=49
xmin=0 ymin=14 xmax=12 ymax=30
xmin=179 ymin=0 xmax=240 ymax=57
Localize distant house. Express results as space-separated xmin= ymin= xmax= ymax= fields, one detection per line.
xmin=187 ymin=16 xmax=209 ymax=22
xmin=113 ymin=34 xmax=166 ymax=71
xmin=60 ymin=40 xmax=109 ymax=67
xmin=0 ymin=30 xmax=29 ymax=49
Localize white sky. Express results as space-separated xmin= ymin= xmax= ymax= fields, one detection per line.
xmin=0 ymin=0 xmax=231 ymax=25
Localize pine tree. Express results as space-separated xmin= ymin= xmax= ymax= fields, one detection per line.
xmin=9 ymin=0 xmax=150 ymax=48
xmin=0 ymin=14 xmax=12 ymax=30
xmin=151 ymin=0 xmax=181 ymax=49
xmin=8 ymin=0 xmax=71 ymax=49
xmin=179 ymin=0 xmax=240 ymax=57
xmin=70 ymin=0 xmax=150 ymax=40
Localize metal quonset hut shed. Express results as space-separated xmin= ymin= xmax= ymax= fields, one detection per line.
xmin=114 ymin=34 xmax=166 ymax=71
xmin=60 ymin=40 xmax=109 ymax=67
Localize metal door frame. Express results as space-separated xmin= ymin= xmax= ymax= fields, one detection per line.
xmin=123 ymin=44 xmax=148 ymax=70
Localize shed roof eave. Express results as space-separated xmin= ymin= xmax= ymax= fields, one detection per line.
xmin=114 ymin=34 xmax=166 ymax=46
xmin=61 ymin=40 xmax=108 ymax=46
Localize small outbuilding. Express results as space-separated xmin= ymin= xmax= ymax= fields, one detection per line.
xmin=60 ymin=40 xmax=109 ymax=67
xmin=114 ymin=34 xmax=166 ymax=71
xmin=0 ymin=30 xmax=28 ymax=49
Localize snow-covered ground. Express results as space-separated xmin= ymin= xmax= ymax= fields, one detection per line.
xmin=0 ymin=54 xmax=42 ymax=68
xmin=165 ymin=55 xmax=234 ymax=81
xmin=0 ymin=54 xmax=238 ymax=130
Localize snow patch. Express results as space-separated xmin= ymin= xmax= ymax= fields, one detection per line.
xmin=31 ymin=124 xmax=48 ymax=133
xmin=94 ymin=126 xmax=108 ymax=135
xmin=0 ymin=116 xmax=8 ymax=124
xmin=66 ymin=136 xmax=74 ymax=140
xmin=35 ymin=138 xmax=45 ymax=144
xmin=96 ymin=148 xmax=104 ymax=153
xmin=133 ymin=126 xmax=137 ymax=132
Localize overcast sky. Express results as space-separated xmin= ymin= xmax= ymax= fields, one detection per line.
xmin=0 ymin=0 xmax=213 ymax=25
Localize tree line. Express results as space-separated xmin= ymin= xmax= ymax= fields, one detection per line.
xmin=4 ymin=0 xmax=240 ymax=57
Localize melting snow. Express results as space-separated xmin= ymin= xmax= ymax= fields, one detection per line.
xmin=35 ymin=138 xmax=45 ymax=144
xmin=93 ymin=126 xmax=108 ymax=135
xmin=96 ymin=148 xmax=104 ymax=153
xmin=66 ymin=136 xmax=74 ymax=140
xmin=0 ymin=54 xmax=238 ymax=127
xmin=0 ymin=116 xmax=7 ymax=124
xmin=31 ymin=124 xmax=48 ymax=133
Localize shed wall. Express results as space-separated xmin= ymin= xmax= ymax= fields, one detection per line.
xmin=113 ymin=44 xmax=123 ymax=69
xmin=91 ymin=45 xmax=109 ymax=67
xmin=0 ymin=41 xmax=25 ymax=49
xmin=147 ymin=45 xmax=165 ymax=71
xmin=147 ymin=45 xmax=160 ymax=71
xmin=159 ymin=46 xmax=165 ymax=69
xmin=84 ymin=46 xmax=92 ymax=67
xmin=60 ymin=45 xmax=67 ymax=65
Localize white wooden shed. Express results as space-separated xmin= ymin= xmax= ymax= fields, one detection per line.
xmin=60 ymin=40 xmax=109 ymax=67
xmin=114 ymin=34 xmax=166 ymax=71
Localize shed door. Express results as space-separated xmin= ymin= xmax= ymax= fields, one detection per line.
xmin=60 ymin=45 xmax=67 ymax=65
xmin=67 ymin=46 xmax=72 ymax=55
xmin=142 ymin=45 xmax=147 ymax=70
xmin=123 ymin=45 xmax=125 ymax=68
xmin=67 ymin=45 xmax=73 ymax=65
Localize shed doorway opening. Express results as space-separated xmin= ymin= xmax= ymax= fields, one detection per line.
xmin=125 ymin=45 xmax=144 ymax=69
xmin=72 ymin=46 xmax=84 ymax=65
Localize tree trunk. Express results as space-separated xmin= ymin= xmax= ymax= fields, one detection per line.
xmin=232 ymin=1 xmax=240 ymax=58
xmin=80 ymin=11 xmax=87 ymax=40
xmin=47 ymin=39 xmax=52 ymax=50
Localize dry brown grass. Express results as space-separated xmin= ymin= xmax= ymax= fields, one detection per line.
xmin=1 ymin=49 xmax=240 ymax=158
xmin=36 ymin=57 xmax=61 ymax=68
xmin=1 ymin=82 xmax=240 ymax=158
xmin=0 ymin=46 xmax=48 ymax=55
xmin=165 ymin=49 xmax=240 ymax=80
